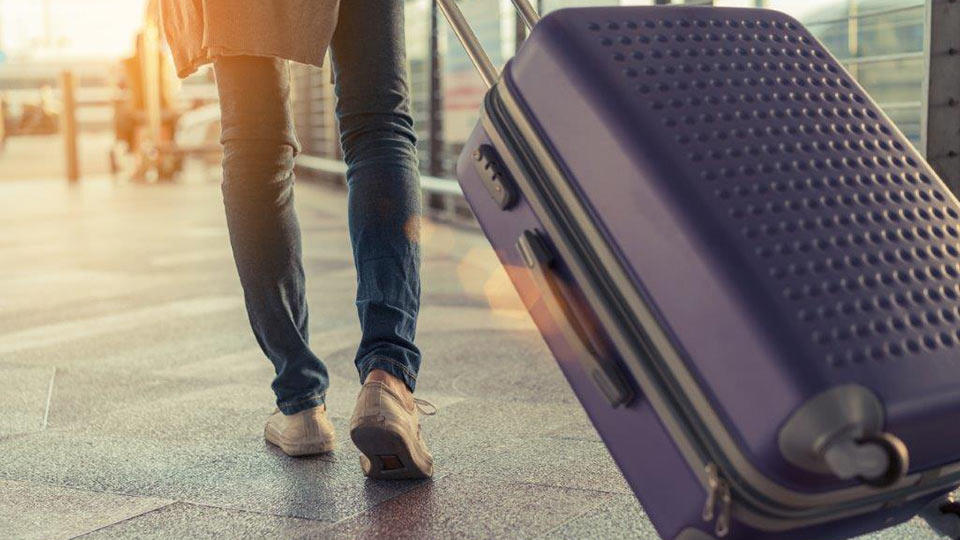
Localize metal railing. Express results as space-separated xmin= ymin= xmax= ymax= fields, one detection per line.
xmin=839 ymin=51 xmax=925 ymax=67
xmin=802 ymin=2 xmax=925 ymax=27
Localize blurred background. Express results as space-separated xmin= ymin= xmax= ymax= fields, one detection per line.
xmin=0 ymin=0 xmax=948 ymax=198
xmin=0 ymin=2 xmax=957 ymax=538
xmin=0 ymin=0 xmax=218 ymax=183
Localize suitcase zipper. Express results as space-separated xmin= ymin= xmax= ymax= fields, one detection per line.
xmin=481 ymin=79 xmax=960 ymax=532
xmin=703 ymin=463 xmax=733 ymax=537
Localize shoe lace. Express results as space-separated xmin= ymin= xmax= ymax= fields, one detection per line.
xmin=414 ymin=397 xmax=437 ymax=416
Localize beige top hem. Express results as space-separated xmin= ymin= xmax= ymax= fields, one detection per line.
xmin=160 ymin=0 xmax=339 ymax=80
xmin=173 ymin=46 xmax=326 ymax=79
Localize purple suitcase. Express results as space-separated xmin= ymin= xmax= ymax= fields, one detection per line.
xmin=439 ymin=2 xmax=960 ymax=538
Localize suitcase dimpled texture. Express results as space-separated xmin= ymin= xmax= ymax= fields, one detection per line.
xmin=454 ymin=5 xmax=960 ymax=539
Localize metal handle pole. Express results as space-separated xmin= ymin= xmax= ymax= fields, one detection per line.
xmin=436 ymin=0 xmax=541 ymax=88
xmin=510 ymin=0 xmax=540 ymax=30
xmin=436 ymin=0 xmax=499 ymax=88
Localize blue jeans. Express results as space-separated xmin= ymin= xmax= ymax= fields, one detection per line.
xmin=214 ymin=0 xmax=422 ymax=415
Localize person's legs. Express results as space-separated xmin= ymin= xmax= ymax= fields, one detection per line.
xmin=329 ymin=0 xmax=423 ymax=392
xmin=214 ymin=56 xmax=329 ymax=416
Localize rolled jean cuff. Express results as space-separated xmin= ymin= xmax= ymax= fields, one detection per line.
xmin=277 ymin=391 xmax=326 ymax=415
xmin=357 ymin=355 xmax=418 ymax=393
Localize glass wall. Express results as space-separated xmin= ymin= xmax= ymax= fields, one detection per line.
xmin=405 ymin=0 xmax=434 ymax=166
xmin=293 ymin=0 xmax=930 ymax=182
xmin=764 ymin=0 xmax=926 ymax=144
xmin=439 ymin=0 xmax=517 ymax=175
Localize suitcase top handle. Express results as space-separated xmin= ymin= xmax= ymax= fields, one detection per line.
xmin=436 ymin=0 xmax=540 ymax=89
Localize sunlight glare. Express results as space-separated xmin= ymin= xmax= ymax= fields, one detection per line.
xmin=0 ymin=0 xmax=147 ymax=58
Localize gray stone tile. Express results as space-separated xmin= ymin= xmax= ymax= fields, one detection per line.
xmin=464 ymin=437 xmax=632 ymax=495
xmin=322 ymin=328 xmax=573 ymax=405
xmin=150 ymin=347 xmax=276 ymax=384
xmin=542 ymin=494 xmax=657 ymax=539
xmin=43 ymin=368 xmax=205 ymax=430
xmin=43 ymin=358 xmax=279 ymax=442
xmin=547 ymin=496 xmax=949 ymax=540
xmin=0 ymin=270 xmax=156 ymax=328
xmin=0 ymin=432 xmax=219 ymax=497
xmin=53 ymin=384 xmax=277 ymax=443
xmin=543 ymin=408 xmax=602 ymax=443
xmin=853 ymin=489 xmax=960 ymax=540
xmin=852 ymin=518 xmax=941 ymax=540
xmin=409 ymin=398 xmax=592 ymax=476
xmin=419 ymin=329 xmax=574 ymax=404
xmin=323 ymin=475 xmax=615 ymax=540
xmin=0 ymin=179 xmax=641 ymax=537
xmin=0 ymin=479 xmax=170 ymax=540
xmin=82 ymin=502 xmax=331 ymax=539
xmin=0 ymin=296 xmax=242 ymax=358
xmin=150 ymin=445 xmax=425 ymax=522
xmin=47 ymin=396 xmax=588 ymax=523
xmin=0 ymin=365 xmax=52 ymax=437
xmin=2 ymin=306 xmax=255 ymax=369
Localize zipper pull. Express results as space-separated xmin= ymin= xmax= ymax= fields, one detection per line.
xmin=702 ymin=463 xmax=720 ymax=522
xmin=716 ymin=477 xmax=732 ymax=537
xmin=702 ymin=463 xmax=732 ymax=538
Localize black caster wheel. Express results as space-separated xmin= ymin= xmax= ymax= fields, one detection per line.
xmin=920 ymin=496 xmax=960 ymax=539
xmin=939 ymin=502 xmax=960 ymax=540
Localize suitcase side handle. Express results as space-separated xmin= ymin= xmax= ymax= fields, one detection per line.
xmin=436 ymin=0 xmax=540 ymax=89
xmin=517 ymin=229 xmax=634 ymax=407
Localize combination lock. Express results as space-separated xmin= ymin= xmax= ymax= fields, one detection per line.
xmin=471 ymin=144 xmax=519 ymax=210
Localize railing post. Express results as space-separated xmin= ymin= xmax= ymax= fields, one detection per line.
xmin=60 ymin=70 xmax=80 ymax=183
xmin=428 ymin=0 xmax=444 ymax=176
xmin=922 ymin=0 xmax=960 ymax=195
xmin=515 ymin=5 xmax=527 ymax=53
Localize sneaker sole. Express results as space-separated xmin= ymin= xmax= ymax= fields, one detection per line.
xmin=350 ymin=421 xmax=433 ymax=480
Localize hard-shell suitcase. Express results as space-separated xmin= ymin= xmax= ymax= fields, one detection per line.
xmin=438 ymin=1 xmax=960 ymax=538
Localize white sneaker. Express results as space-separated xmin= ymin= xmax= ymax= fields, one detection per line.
xmin=264 ymin=405 xmax=336 ymax=457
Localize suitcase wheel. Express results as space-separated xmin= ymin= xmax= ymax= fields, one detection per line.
xmin=852 ymin=432 xmax=909 ymax=488
xmin=919 ymin=494 xmax=960 ymax=539
xmin=780 ymin=386 xmax=909 ymax=486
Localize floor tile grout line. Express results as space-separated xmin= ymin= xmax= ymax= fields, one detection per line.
xmin=0 ymin=475 xmax=333 ymax=526
xmin=322 ymin=472 xmax=628 ymax=530
xmin=534 ymin=490 xmax=626 ymax=539
xmin=508 ymin=479 xmax=633 ymax=497
xmin=68 ymin=501 xmax=179 ymax=540
xmin=0 ymin=475 xmax=176 ymax=504
xmin=41 ymin=366 xmax=56 ymax=430
xmin=169 ymin=499 xmax=338 ymax=524
xmin=326 ymin=471 xmax=457 ymax=527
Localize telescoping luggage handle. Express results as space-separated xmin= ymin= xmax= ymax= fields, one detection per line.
xmin=439 ymin=1 xmax=635 ymax=407
xmin=436 ymin=0 xmax=540 ymax=88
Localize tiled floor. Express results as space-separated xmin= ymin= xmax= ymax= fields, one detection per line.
xmin=0 ymin=178 xmax=949 ymax=539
